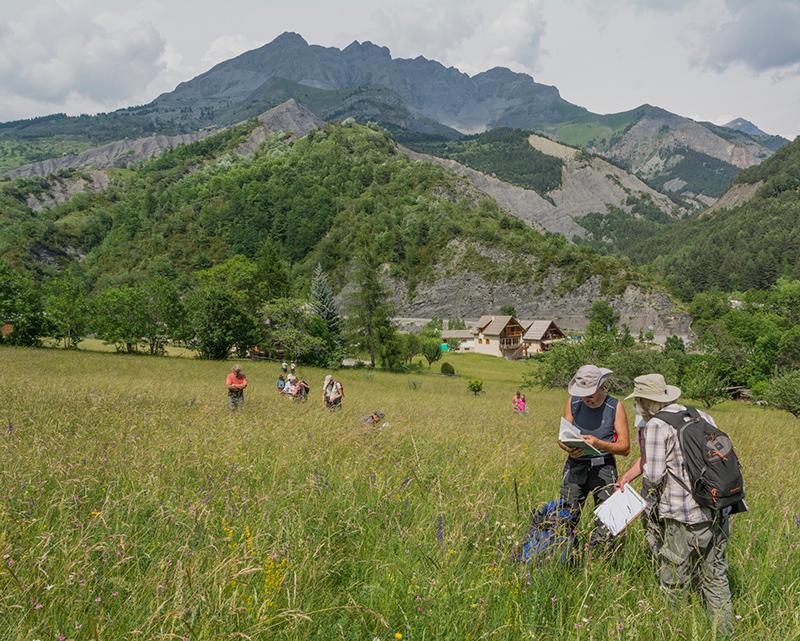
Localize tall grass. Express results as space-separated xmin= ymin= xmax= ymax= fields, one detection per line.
xmin=1 ymin=348 xmax=798 ymax=640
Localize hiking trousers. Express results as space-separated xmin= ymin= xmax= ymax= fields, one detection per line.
xmin=559 ymin=457 xmax=617 ymax=547
xmin=659 ymin=517 xmax=732 ymax=637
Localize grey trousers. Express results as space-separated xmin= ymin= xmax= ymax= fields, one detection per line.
xmin=560 ymin=458 xmax=617 ymax=547
xmin=228 ymin=393 xmax=244 ymax=410
xmin=659 ymin=517 xmax=733 ymax=637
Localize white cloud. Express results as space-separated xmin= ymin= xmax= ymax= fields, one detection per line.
xmin=369 ymin=0 xmax=546 ymax=77
xmin=0 ymin=1 xmax=166 ymax=118
xmin=701 ymin=0 xmax=800 ymax=74
xmin=202 ymin=34 xmax=265 ymax=68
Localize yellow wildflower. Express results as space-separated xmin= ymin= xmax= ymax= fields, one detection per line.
xmin=395 ymin=633 xmax=403 ymax=640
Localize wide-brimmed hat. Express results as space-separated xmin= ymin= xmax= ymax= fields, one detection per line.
xmin=568 ymin=365 xmax=613 ymax=397
xmin=625 ymin=373 xmax=681 ymax=403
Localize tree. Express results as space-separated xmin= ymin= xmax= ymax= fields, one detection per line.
xmin=91 ymin=286 xmax=148 ymax=353
xmin=420 ymin=338 xmax=443 ymax=367
xmin=255 ymin=239 xmax=291 ymax=302
xmin=349 ymin=229 xmax=395 ymax=367
xmin=0 ymin=262 xmax=46 ymax=347
xmin=681 ymin=362 xmax=728 ymax=409
xmin=663 ymin=335 xmax=686 ymax=356
xmin=310 ymin=264 xmax=342 ymax=347
xmin=195 ymin=255 xmax=263 ymax=315
xmin=188 ymin=286 xmax=261 ymax=360
xmin=261 ymin=297 xmax=327 ymax=364
xmin=777 ymin=326 xmax=800 ymax=370
xmin=499 ymin=304 xmax=517 ymax=317
xmin=140 ymin=275 xmax=186 ymax=355
xmin=44 ymin=268 xmax=90 ymax=349
xmin=586 ymin=300 xmax=619 ymax=338
xmin=763 ymin=370 xmax=800 ymax=418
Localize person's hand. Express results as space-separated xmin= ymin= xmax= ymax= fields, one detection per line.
xmin=582 ymin=434 xmax=603 ymax=449
xmin=567 ymin=447 xmax=584 ymax=459
xmin=615 ymin=474 xmax=629 ymax=491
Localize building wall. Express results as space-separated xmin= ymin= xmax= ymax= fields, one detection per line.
xmin=473 ymin=334 xmax=503 ymax=357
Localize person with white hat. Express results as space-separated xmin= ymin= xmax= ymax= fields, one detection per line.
xmin=617 ymin=374 xmax=733 ymax=636
xmin=560 ymin=364 xmax=630 ymax=547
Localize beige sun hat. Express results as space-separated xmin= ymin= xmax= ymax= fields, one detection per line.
xmin=568 ymin=365 xmax=613 ymax=397
xmin=625 ymin=373 xmax=681 ymax=403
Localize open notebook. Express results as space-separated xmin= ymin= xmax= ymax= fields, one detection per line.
xmin=558 ymin=417 xmax=603 ymax=456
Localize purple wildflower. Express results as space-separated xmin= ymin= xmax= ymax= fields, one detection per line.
xmin=795 ymin=514 xmax=800 ymax=527
xmin=436 ymin=514 xmax=444 ymax=545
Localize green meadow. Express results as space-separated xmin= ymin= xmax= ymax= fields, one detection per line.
xmin=1 ymin=347 xmax=799 ymax=640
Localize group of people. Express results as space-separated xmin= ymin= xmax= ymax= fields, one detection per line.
xmin=560 ymin=364 xmax=744 ymax=636
xmin=513 ymin=391 xmax=527 ymax=414
xmin=225 ymin=364 xmax=343 ymax=411
xmin=276 ymin=373 xmax=310 ymax=399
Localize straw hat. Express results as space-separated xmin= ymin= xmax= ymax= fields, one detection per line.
xmin=625 ymin=373 xmax=681 ymax=403
xmin=567 ymin=365 xmax=613 ymax=397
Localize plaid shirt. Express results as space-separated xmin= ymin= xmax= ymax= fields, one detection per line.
xmin=641 ymin=404 xmax=714 ymax=525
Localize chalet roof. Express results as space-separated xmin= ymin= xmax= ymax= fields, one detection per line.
xmin=524 ymin=320 xmax=563 ymax=341
xmin=442 ymin=329 xmax=475 ymax=340
xmin=478 ymin=315 xmax=514 ymax=336
xmin=518 ymin=319 xmax=535 ymax=331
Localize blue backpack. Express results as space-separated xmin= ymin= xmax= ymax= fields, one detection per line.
xmin=515 ymin=499 xmax=575 ymax=564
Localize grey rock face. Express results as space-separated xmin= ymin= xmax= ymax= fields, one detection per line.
xmin=6 ymin=131 xmax=214 ymax=178
xmin=390 ymin=267 xmax=690 ymax=335
xmin=400 ymin=134 xmax=680 ymax=240
xmin=22 ymin=170 xmax=110 ymax=212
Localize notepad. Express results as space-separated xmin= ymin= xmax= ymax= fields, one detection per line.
xmin=594 ymin=484 xmax=647 ymax=536
xmin=558 ymin=417 xmax=603 ymax=457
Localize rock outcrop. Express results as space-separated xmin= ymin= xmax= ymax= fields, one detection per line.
xmin=6 ymin=131 xmax=215 ymax=178
xmin=400 ymin=134 xmax=680 ymax=240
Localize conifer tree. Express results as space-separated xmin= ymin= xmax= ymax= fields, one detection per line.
xmin=310 ymin=263 xmax=342 ymax=345
xmin=349 ymin=229 xmax=395 ymax=367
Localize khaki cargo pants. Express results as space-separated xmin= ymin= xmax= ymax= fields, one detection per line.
xmin=659 ymin=517 xmax=733 ymax=637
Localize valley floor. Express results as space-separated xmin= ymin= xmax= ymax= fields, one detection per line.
xmin=1 ymin=347 xmax=798 ymax=640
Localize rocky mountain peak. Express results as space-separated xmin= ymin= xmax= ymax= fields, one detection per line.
xmin=342 ymin=40 xmax=391 ymax=59
xmin=723 ymin=117 xmax=769 ymax=137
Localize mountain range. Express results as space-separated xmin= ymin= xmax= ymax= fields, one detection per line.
xmin=0 ymin=32 xmax=788 ymax=208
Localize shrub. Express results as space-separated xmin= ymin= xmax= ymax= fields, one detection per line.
xmin=763 ymin=370 xmax=800 ymax=418
xmin=467 ymin=379 xmax=484 ymax=396
xmin=441 ymin=362 xmax=456 ymax=376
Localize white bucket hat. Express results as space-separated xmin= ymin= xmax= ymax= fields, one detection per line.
xmin=568 ymin=365 xmax=613 ymax=397
xmin=625 ymin=373 xmax=681 ymax=403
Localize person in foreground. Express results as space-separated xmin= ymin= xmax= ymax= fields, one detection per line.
xmin=560 ymin=365 xmax=630 ymax=547
xmin=226 ymin=364 xmax=248 ymax=410
xmin=617 ymin=374 xmax=734 ymax=637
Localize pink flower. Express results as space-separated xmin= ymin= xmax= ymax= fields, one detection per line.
xmin=57 ymin=635 xmax=66 ymax=641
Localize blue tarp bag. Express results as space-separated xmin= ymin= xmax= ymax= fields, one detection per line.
xmin=515 ymin=498 xmax=575 ymax=564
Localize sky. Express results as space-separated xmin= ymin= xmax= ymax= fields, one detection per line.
xmin=0 ymin=0 xmax=798 ymax=138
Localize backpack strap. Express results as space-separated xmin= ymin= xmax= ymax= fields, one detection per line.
xmin=653 ymin=407 xmax=702 ymax=496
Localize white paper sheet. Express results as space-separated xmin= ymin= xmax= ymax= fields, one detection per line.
xmin=594 ymin=484 xmax=647 ymax=536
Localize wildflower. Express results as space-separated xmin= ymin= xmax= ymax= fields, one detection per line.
xmin=735 ymin=615 xmax=742 ymax=621
xmin=795 ymin=514 xmax=800 ymax=527
xmin=394 ymin=633 xmax=403 ymax=640
xmin=95 ymin=597 xmax=101 ymax=604
xmin=112 ymin=591 xmax=119 ymax=598
xmin=75 ymin=623 xmax=82 ymax=631
xmin=32 ymin=601 xmax=44 ymax=610
xmin=436 ymin=514 xmax=444 ymax=545
xmin=5 ymin=557 xmax=14 ymax=568
xmin=89 ymin=511 xmax=101 ymax=518
xmin=57 ymin=634 xmax=66 ymax=641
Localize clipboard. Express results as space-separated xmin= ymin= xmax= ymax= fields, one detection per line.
xmin=594 ymin=484 xmax=647 ymax=536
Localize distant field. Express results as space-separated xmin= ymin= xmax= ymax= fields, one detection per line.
xmin=0 ymin=137 xmax=94 ymax=174
xmin=1 ymin=347 xmax=799 ymax=640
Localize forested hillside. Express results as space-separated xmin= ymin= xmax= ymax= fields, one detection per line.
xmin=632 ymin=136 xmax=800 ymax=298
xmin=0 ymin=121 xmax=636 ymax=296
